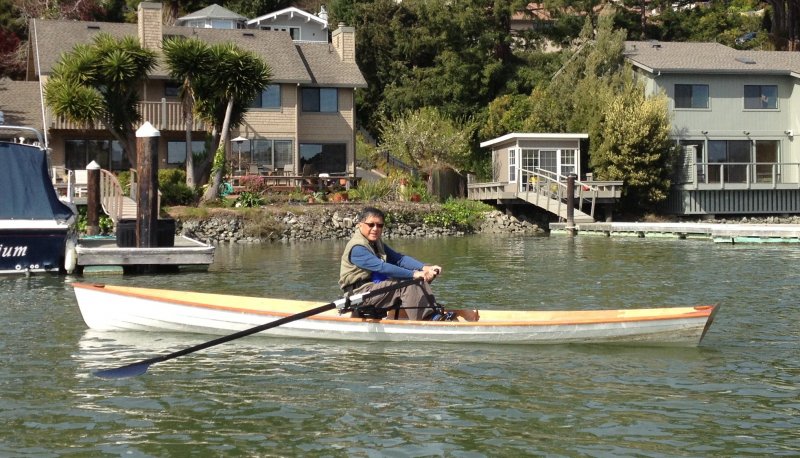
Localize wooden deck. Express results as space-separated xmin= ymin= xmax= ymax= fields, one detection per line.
xmin=75 ymin=235 xmax=215 ymax=273
xmin=549 ymin=221 xmax=800 ymax=244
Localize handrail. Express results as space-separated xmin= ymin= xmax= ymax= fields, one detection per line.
xmin=99 ymin=169 xmax=124 ymax=223
xmin=682 ymin=161 xmax=800 ymax=189
xmin=519 ymin=167 xmax=602 ymax=220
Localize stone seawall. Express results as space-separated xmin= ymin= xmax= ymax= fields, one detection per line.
xmin=175 ymin=208 xmax=544 ymax=244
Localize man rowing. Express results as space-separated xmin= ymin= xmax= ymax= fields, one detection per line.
xmin=339 ymin=206 xmax=451 ymax=320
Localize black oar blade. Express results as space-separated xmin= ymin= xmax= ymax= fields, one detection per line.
xmin=94 ymin=361 xmax=152 ymax=379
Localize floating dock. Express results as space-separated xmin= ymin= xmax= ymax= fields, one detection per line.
xmin=75 ymin=235 xmax=215 ymax=274
xmin=549 ymin=222 xmax=800 ymax=244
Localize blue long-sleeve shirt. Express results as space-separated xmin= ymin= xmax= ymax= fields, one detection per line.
xmin=350 ymin=244 xmax=425 ymax=282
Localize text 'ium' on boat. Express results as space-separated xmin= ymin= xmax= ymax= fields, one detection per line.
xmin=1 ymin=126 xmax=77 ymax=275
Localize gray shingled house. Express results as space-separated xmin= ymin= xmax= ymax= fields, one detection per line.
xmin=2 ymin=2 xmax=365 ymax=179
xmin=626 ymin=40 xmax=800 ymax=215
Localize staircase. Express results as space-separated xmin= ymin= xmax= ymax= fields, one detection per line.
xmin=516 ymin=185 xmax=595 ymax=223
xmin=99 ymin=170 xmax=137 ymax=223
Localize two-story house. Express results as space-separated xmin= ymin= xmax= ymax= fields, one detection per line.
xmin=625 ymin=40 xmax=800 ymax=216
xmin=1 ymin=2 xmax=365 ymax=180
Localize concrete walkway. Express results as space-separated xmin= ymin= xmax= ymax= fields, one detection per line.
xmin=549 ymin=221 xmax=800 ymax=243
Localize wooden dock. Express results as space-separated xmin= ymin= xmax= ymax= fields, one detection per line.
xmin=549 ymin=222 xmax=800 ymax=244
xmin=75 ymin=235 xmax=215 ymax=274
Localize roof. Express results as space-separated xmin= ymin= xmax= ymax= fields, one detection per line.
xmin=0 ymin=80 xmax=44 ymax=131
xmin=248 ymin=7 xmax=328 ymax=28
xmin=624 ymin=40 xmax=800 ymax=77
xmin=480 ymin=132 xmax=588 ymax=148
xmin=296 ymin=42 xmax=366 ymax=88
xmin=177 ymin=4 xmax=246 ymax=22
xmin=30 ymin=19 xmax=365 ymax=87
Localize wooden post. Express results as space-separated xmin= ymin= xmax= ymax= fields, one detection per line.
xmin=85 ymin=161 xmax=101 ymax=236
xmin=566 ymin=173 xmax=576 ymax=237
xmin=136 ymin=122 xmax=160 ymax=248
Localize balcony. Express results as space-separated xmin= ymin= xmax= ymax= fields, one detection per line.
xmin=677 ymin=161 xmax=800 ymax=190
xmin=48 ymin=99 xmax=205 ymax=132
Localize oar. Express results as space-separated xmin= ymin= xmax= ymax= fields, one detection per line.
xmin=94 ymin=278 xmax=422 ymax=378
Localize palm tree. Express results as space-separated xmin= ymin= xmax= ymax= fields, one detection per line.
xmin=162 ymin=36 xmax=212 ymax=189
xmin=44 ymin=33 xmax=157 ymax=168
xmin=194 ymin=43 xmax=272 ymax=202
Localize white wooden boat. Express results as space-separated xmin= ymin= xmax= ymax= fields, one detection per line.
xmin=73 ymin=283 xmax=719 ymax=346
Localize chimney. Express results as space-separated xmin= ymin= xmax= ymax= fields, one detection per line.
xmin=138 ymin=2 xmax=163 ymax=51
xmin=331 ymin=22 xmax=355 ymax=63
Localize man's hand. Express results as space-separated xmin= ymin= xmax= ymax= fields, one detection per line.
xmin=422 ymin=265 xmax=442 ymax=282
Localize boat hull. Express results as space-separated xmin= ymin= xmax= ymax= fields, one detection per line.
xmin=0 ymin=226 xmax=71 ymax=274
xmin=73 ymin=283 xmax=719 ymax=346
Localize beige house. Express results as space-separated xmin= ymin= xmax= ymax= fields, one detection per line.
xmin=3 ymin=2 xmax=366 ymax=178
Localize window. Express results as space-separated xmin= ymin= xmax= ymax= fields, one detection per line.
xmin=251 ymin=84 xmax=281 ymax=109
xmin=560 ymin=149 xmax=577 ymax=177
xmin=302 ymin=88 xmax=338 ymax=112
xmin=252 ymin=139 xmax=293 ymax=168
xmin=744 ymin=85 xmax=777 ymax=109
xmin=675 ymin=84 xmax=709 ymax=109
xmin=508 ymin=149 xmax=517 ymax=183
xmin=65 ymin=139 xmax=127 ymax=171
xmin=708 ymin=140 xmax=750 ymax=183
xmin=300 ymin=143 xmax=346 ymax=173
xmin=755 ymin=140 xmax=779 ymax=183
xmin=165 ymin=81 xmax=181 ymax=98
xmin=167 ymin=141 xmax=206 ymax=165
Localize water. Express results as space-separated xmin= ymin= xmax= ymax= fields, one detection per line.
xmin=2 ymin=235 xmax=799 ymax=456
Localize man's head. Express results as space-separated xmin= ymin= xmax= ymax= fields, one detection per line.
xmin=357 ymin=207 xmax=385 ymax=242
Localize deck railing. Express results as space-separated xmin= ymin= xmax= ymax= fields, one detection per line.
xmin=48 ymin=99 xmax=205 ymax=132
xmin=679 ymin=161 xmax=800 ymax=189
xmin=99 ymin=169 xmax=124 ymax=223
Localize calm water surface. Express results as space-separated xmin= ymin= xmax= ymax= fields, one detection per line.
xmin=2 ymin=235 xmax=799 ymax=456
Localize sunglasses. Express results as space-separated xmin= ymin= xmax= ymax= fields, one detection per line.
xmin=362 ymin=222 xmax=385 ymax=229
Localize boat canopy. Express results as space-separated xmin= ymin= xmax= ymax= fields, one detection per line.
xmin=0 ymin=142 xmax=74 ymax=220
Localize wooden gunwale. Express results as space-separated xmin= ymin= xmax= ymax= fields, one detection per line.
xmin=73 ymin=283 xmax=717 ymax=327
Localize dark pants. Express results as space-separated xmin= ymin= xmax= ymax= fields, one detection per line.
xmin=358 ymin=279 xmax=436 ymax=321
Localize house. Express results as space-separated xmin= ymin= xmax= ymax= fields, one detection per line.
xmin=468 ymin=133 xmax=623 ymax=222
xmin=175 ymin=4 xmax=247 ymax=29
xmin=479 ymin=133 xmax=586 ymax=185
xmin=2 ymin=2 xmax=365 ymax=180
xmin=246 ymin=6 xmax=329 ymax=43
xmin=625 ymin=40 xmax=800 ymax=215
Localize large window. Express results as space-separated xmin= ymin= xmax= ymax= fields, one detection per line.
xmin=755 ymin=140 xmax=780 ymax=183
xmin=744 ymin=85 xmax=778 ymax=109
xmin=65 ymin=139 xmax=127 ymax=171
xmin=167 ymin=140 xmax=206 ymax=165
xmin=300 ymin=143 xmax=346 ymax=173
xmin=252 ymin=139 xmax=293 ymax=169
xmin=708 ymin=140 xmax=750 ymax=183
xmin=675 ymin=84 xmax=709 ymax=109
xmin=251 ymin=84 xmax=281 ymax=109
xmin=302 ymin=88 xmax=338 ymax=112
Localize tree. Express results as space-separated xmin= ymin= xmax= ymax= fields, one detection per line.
xmin=44 ymin=32 xmax=157 ymax=168
xmin=591 ymin=79 xmax=675 ymax=212
xmin=162 ymin=36 xmax=213 ymax=189
xmin=193 ymin=43 xmax=271 ymax=202
xmin=379 ymin=107 xmax=474 ymax=172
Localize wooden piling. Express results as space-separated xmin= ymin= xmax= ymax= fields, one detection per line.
xmin=85 ymin=161 xmax=101 ymax=236
xmin=566 ymin=173 xmax=576 ymax=236
xmin=135 ymin=122 xmax=160 ymax=249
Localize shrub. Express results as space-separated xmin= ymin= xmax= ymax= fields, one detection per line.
xmin=422 ymin=198 xmax=492 ymax=229
xmin=235 ymin=191 xmax=265 ymax=208
xmin=238 ymin=175 xmax=270 ymax=194
xmin=158 ymin=169 xmax=196 ymax=206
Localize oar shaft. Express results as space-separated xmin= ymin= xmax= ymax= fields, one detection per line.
xmin=94 ymin=278 xmax=424 ymax=378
